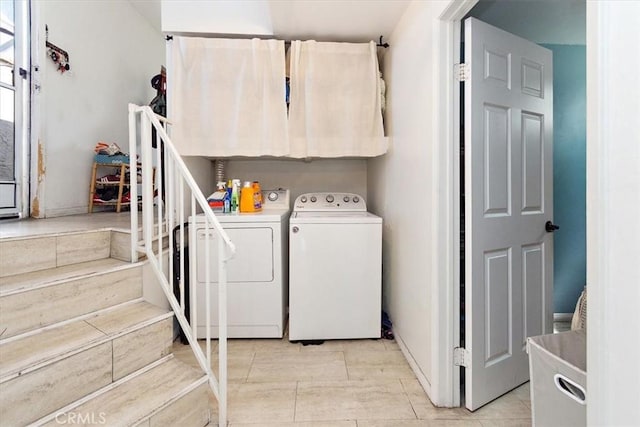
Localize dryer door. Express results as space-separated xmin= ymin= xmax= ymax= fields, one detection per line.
xmin=196 ymin=226 xmax=274 ymax=283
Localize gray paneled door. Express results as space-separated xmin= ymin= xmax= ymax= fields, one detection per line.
xmin=464 ymin=17 xmax=554 ymax=410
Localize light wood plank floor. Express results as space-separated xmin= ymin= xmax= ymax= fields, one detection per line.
xmin=173 ymin=335 xmax=533 ymax=427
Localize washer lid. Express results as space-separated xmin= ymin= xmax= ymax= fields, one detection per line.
xmin=291 ymin=211 xmax=381 ymax=224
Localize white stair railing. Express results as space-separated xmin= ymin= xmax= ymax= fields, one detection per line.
xmin=128 ymin=104 xmax=235 ymax=426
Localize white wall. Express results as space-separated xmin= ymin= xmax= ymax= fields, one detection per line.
xmin=183 ymin=156 xmax=216 ymax=211
xmin=586 ymin=1 xmax=640 ymax=425
xmin=142 ymin=253 xmax=170 ymax=310
xmin=161 ymin=0 xmax=273 ymax=36
xmin=36 ymin=0 xmax=164 ymax=217
xmin=226 ymin=159 xmax=367 ymax=204
xmin=367 ymin=0 xmax=450 ymax=401
xmin=160 ymin=0 xmax=410 ymax=44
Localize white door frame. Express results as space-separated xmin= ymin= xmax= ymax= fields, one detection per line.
xmin=1 ymin=0 xmax=42 ymax=219
xmin=0 ymin=0 xmax=30 ymax=218
xmin=28 ymin=0 xmax=43 ymax=218
xmin=431 ymin=0 xmax=478 ymax=408
xmin=585 ymin=2 xmax=640 ymax=424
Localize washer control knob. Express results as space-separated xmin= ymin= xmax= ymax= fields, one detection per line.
xmin=300 ymin=196 xmax=307 ymax=203
xmin=353 ymin=196 xmax=360 ymax=203
xmin=310 ymin=196 xmax=317 ymax=203
xmin=292 ymin=226 xmax=299 ymax=233
xmin=326 ymin=194 xmax=334 ymax=203
xmin=268 ymin=192 xmax=279 ymax=202
xmin=343 ymin=196 xmax=350 ymax=203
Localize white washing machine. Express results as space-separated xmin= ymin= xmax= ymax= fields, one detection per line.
xmin=289 ymin=192 xmax=382 ymax=341
xmin=190 ymin=189 xmax=289 ymax=338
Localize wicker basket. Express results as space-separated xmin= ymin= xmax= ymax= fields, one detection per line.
xmin=571 ymin=287 xmax=587 ymax=330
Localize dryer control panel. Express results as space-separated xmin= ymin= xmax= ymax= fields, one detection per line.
xmin=294 ymin=192 xmax=366 ymax=212
xmin=262 ymin=189 xmax=290 ymax=210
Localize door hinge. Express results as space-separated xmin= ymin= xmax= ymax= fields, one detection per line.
xmin=454 ymin=63 xmax=469 ymax=82
xmin=453 ymin=347 xmax=470 ymax=367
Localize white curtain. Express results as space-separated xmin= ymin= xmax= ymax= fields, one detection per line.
xmin=288 ymin=41 xmax=388 ymax=158
xmin=169 ymin=37 xmax=288 ymax=157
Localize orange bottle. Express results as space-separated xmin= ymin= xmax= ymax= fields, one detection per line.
xmin=240 ymin=181 xmax=256 ymax=213
xmin=252 ymin=181 xmax=262 ymax=211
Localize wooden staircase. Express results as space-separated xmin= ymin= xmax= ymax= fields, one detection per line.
xmin=0 ymin=229 xmax=212 ymax=426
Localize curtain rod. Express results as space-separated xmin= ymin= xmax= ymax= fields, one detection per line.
xmin=165 ymin=34 xmax=390 ymax=48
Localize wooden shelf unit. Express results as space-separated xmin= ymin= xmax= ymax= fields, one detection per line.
xmin=89 ymin=162 xmax=149 ymax=213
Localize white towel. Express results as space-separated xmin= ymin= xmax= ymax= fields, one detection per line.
xmin=169 ymin=37 xmax=289 ymax=157
xmin=288 ymin=40 xmax=388 ymax=158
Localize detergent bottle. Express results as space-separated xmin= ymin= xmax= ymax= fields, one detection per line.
xmin=252 ymin=181 xmax=262 ymax=211
xmin=240 ymin=181 xmax=255 ymax=213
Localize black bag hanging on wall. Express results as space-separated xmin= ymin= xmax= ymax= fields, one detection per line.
xmin=149 ymin=67 xmax=166 ymax=201
xmin=172 ymin=222 xmax=190 ymax=345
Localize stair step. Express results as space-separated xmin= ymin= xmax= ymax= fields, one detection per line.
xmin=2 ymin=342 xmax=113 ymax=426
xmin=0 ymin=258 xmax=129 ymax=295
xmin=84 ymin=300 xmax=174 ymax=381
xmin=111 ymin=230 xmax=136 ymax=262
xmin=111 ymin=229 xmax=170 ymax=262
xmin=0 ymin=230 xmax=111 ymax=278
xmin=38 ymin=357 xmax=211 ymax=427
xmin=0 ymin=318 xmax=104 ymax=380
xmin=0 ymin=299 xmax=172 ymax=379
xmin=0 ymin=301 xmax=174 ymax=425
xmin=0 ymin=259 xmax=143 ymax=339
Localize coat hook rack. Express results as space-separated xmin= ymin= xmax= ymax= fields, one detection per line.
xmin=46 ymin=25 xmax=71 ymax=73
xmin=377 ymin=35 xmax=389 ymax=49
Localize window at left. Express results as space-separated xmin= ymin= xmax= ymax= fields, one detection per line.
xmin=0 ymin=0 xmax=29 ymax=218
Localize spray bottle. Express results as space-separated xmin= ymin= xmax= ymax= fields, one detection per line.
xmin=207 ymin=181 xmax=227 ymax=212
xmin=231 ymin=179 xmax=241 ymax=213
xmin=224 ymin=180 xmax=232 ymax=213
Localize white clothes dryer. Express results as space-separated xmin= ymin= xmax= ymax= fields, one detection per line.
xmin=190 ymin=189 xmax=289 ymax=338
xmin=288 ymin=192 xmax=382 ymax=341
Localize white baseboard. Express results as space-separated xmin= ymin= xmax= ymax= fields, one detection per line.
xmin=44 ymin=206 xmax=88 ymax=218
xmin=554 ymin=313 xmax=573 ymax=322
xmin=394 ymin=332 xmax=434 ymax=404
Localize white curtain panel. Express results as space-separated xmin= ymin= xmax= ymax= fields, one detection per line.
xmin=288 ymin=41 xmax=388 ymax=158
xmin=169 ymin=37 xmax=288 ymax=157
